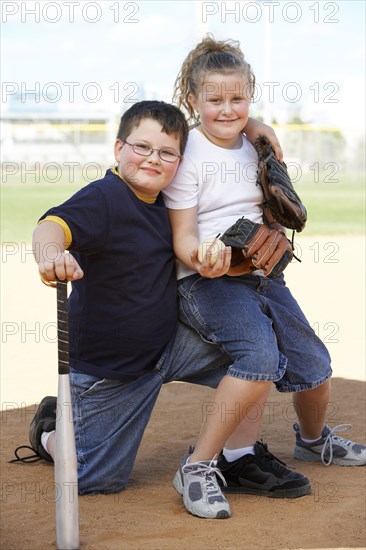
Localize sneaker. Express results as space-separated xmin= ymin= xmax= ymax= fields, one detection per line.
xmin=172 ymin=450 xmax=231 ymax=519
xmin=9 ymin=396 xmax=57 ymax=464
xmin=217 ymin=441 xmax=311 ymax=499
xmin=294 ymin=423 xmax=366 ymax=466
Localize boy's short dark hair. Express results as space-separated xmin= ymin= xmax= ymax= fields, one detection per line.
xmin=117 ymin=100 xmax=188 ymax=155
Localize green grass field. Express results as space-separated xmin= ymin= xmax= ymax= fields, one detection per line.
xmin=1 ymin=180 xmax=365 ymax=243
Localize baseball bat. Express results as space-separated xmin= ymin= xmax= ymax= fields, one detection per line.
xmin=55 ymin=280 xmax=79 ymax=550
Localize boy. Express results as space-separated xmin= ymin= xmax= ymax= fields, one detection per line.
xmin=16 ymin=101 xmax=310 ymax=501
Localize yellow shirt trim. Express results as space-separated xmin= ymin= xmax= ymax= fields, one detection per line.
xmin=111 ymin=166 xmax=157 ymax=204
xmin=38 ymin=216 xmax=72 ymax=249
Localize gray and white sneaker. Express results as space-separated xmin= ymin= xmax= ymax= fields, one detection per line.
xmin=294 ymin=423 xmax=366 ymax=466
xmin=173 ymin=451 xmax=231 ymax=519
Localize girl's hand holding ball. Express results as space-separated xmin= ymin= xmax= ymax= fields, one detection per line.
xmin=197 ymin=235 xmax=226 ymax=267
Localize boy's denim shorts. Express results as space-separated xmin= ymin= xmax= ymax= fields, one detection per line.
xmin=69 ymin=321 xmax=232 ymax=495
xmin=178 ymin=273 xmax=332 ymax=392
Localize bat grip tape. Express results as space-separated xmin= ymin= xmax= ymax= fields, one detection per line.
xmin=57 ymin=280 xmax=70 ymax=375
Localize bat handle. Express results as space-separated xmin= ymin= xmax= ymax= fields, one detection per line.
xmin=57 ymin=280 xmax=70 ymax=376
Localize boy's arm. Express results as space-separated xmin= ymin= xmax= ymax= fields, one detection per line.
xmin=243 ymin=117 xmax=283 ymax=161
xmin=168 ymin=207 xmax=231 ymax=279
xmin=33 ymin=221 xmax=84 ymax=286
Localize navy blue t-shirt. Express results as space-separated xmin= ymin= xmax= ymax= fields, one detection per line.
xmin=40 ymin=169 xmax=178 ymax=379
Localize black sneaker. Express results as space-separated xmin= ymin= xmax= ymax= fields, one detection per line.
xmin=217 ymin=441 xmax=311 ymax=499
xmin=9 ymin=396 xmax=57 ymax=464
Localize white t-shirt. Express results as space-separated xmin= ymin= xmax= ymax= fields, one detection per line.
xmin=163 ymin=128 xmax=264 ymax=279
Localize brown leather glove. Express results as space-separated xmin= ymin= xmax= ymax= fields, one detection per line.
xmin=220 ymin=217 xmax=293 ymax=278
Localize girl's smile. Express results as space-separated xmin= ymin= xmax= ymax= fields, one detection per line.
xmin=188 ymin=72 xmax=251 ymax=149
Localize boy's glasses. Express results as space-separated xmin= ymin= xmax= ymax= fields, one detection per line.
xmin=122 ymin=140 xmax=181 ymax=163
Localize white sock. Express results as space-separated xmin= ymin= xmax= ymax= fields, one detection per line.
xmin=300 ymin=435 xmax=321 ymax=444
xmin=41 ymin=430 xmax=55 ymax=453
xmin=186 ymin=455 xmax=218 ymax=465
xmin=223 ymin=445 xmax=255 ymax=462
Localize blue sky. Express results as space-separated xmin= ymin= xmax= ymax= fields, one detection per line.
xmin=1 ymin=0 xmax=365 ymax=131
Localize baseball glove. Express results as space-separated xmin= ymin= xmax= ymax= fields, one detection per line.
xmin=255 ymin=136 xmax=307 ymax=232
xmin=220 ymin=217 xmax=293 ymax=278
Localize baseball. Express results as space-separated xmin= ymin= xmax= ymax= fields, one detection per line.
xmin=197 ymin=236 xmax=226 ymax=266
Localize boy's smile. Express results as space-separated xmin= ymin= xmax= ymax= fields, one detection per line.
xmin=114 ymin=119 xmax=182 ymax=199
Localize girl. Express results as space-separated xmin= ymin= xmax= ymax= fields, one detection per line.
xmin=164 ymin=35 xmax=365 ymax=519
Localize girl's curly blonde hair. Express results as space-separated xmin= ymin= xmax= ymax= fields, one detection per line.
xmin=173 ymin=34 xmax=255 ymax=122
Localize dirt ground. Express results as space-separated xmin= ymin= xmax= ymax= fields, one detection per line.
xmin=1 ymin=236 xmax=365 ymax=550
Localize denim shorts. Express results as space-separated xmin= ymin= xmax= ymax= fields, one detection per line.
xmin=178 ymin=273 xmax=332 ymax=392
xmin=69 ymin=321 xmax=232 ymax=495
